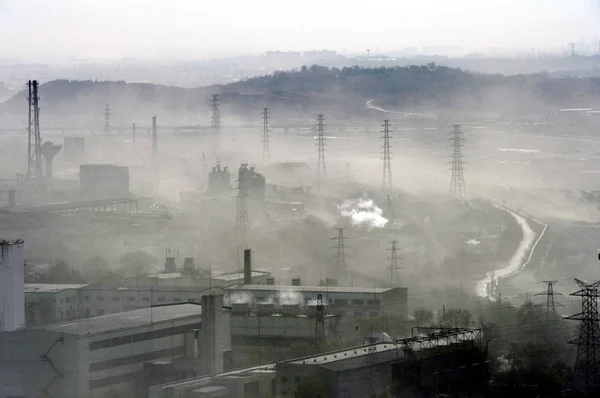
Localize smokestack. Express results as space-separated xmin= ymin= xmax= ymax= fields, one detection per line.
xmin=7 ymin=190 xmax=16 ymax=207
xmin=0 ymin=239 xmax=25 ymax=332
xmin=152 ymin=116 xmax=157 ymax=157
xmin=243 ymin=249 xmax=252 ymax=284
xmin=165 ymin=257 xmax=176 ymax=273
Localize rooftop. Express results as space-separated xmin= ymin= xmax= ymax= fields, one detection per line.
xmin=0 ymin=198 xmax=136 ymax=214
xmin=225 ymin=284 xmax=395 ymax=294
xmin=25 ymin=283 xmax=89 ymax=293
xmin=213 ymin=271 xmax=270 ymax=282
xmin=288 ymin=343 xmax=397 ymax=366
xmin=38 ymin=303 xmax=202 ymax=336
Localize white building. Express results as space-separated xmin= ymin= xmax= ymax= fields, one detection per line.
xmin=0 ymin=239 xmax=25 ymax=332
xmin=0 ymin=299 xmax=231 ymax=398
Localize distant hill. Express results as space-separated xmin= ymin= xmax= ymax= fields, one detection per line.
xmin=0 ymin=82 xmax=12 ymax=102
xmin=2 ymin=65 xmax=600 ymax=127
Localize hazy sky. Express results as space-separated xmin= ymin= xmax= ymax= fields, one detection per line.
xmin=1 ymin=0 xmax=599 ymax=61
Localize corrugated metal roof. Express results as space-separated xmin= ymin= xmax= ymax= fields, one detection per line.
xmin=225 ymin=284 xmax=394 ymax=294
xmin=25 ymin=283 xmax=89 ymax=293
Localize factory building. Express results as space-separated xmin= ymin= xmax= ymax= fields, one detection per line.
xmin=0 ymin=239 xmax=25 ymax=332
xmin=80 ymin=164 xmax=130 ymax=198
xmin=25 ymin=283 xmax=90 ymax=326
xmin=238 ymin=163 xmax=266 ymax=201
xmin=207 ymin=162 xmax=231 ymax=195
xmin=223 ymin=285 xmax=408 ymax=319
xmin=0 ymin=297 xmax=231 ymax=398
xmin=276 ymin=343 xmax=399 ymax=398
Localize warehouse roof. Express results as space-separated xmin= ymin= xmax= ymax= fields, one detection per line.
xmin=225 ymin=284 xmax=394 ymax=294
xmin=25 ymin=283 xmax=89 ymax=293
xmin=285 ymin=343 xmax=400 ymax=371
xmin=213 ymin=271 xmax=270 ymax=282
xmin=37 ymin=303 xmax=202 ymax=336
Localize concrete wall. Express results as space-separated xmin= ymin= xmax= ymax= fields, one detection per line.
xmin=0 ymin=241 xmax=25 ymax=332
xmin=0 ymin=329 xmax=79 ymax=398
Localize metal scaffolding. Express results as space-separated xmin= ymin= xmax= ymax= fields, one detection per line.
xmin=262 ymin=108 xmax=271 ymax=165
xmin=449 ymin=125 xmax=467 ymax=201
xmin=27 ymin=80 xmax=42 ymax=178
xmin=382 ymin=119 xmax=393 ymax=192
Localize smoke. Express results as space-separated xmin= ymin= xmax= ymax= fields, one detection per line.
xmin=278 ymin=289 xmax=305 ymax=306
xmin=225 ymin=292 xmax=254 ymax=305
xmin=338 ymin=196 xmax=388 ymax=230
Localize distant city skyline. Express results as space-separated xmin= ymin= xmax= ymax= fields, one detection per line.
xmin=1 ymin=0 xmax=599 ymax=62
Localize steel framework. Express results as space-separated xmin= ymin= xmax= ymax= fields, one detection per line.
xmin=535 ymin=280 xmax=564 ymax=341
xmin=331 ymin=228 xmax=347 ymax=272
xmin=104 ymin=104 xmax=111 ymax=135
xmin=382 ymin=119 xmax=393 ymax=191
xmin=387 ymin=241 xmax=402 ymax=287
xmin=262 ymin=108 xmax=271 ymax=165
xmin=27 ymin=80 xmax=42 ymax=178
xmin=316 ymin=114 xmax=326 ymax=192
xmin=449 ymin=125 xmax=467 ymax=200
xmin=567 ymin=278 xmax=600 ymax=395
xmin=210 ymin=95 xmax=221 ymax=149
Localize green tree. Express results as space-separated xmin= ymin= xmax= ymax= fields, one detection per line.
xmin=413 ymin=308 xmax=434 ymax=327
xmin=120 ymin=250 xmax=156 ymax=276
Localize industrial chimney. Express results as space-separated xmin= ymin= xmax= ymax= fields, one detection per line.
xmin=0 ymin=239 xmax=25 ymax=332
xmin=165 ymin=256 xmax=176 ymax=273
xmin=243 ymin=249 xmax=252 ymax=285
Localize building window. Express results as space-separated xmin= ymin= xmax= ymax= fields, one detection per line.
xmin=157 ymin=297 xmax=166 ymax=302
xmin=66 ymin=310 xmax=72 ymax=319
xmin=295 ymin=376 xmax=301 ymax=383
xmin=173 ymin=298 xmax=181 ymax=302
xmin=97 ymin=296 xmax=105 ymax=301
xmin=65 ymin=297 xmax=71 ymax=303
xmin=142 ymin=297 xmax=150 ymax=302
xmin=59 ymin=311 xmax=63 ymax=319
xmin=127 ymin=297 xmax=135 ymax=302
xmin=281 ymin=376 xmax=288 ymax=383
xmin=112 ymin=297 xmax=120 ymax=301
xmin=84 ymin=296 xmax=90 ymax=301
xmin=97 ymin=309 xmax=105 ymax=316
xmin=60 ymin=298 xmax=64 ymax=304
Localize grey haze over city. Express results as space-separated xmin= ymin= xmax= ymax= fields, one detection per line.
xmin=3 ymin=1 xmax=600 ymax=398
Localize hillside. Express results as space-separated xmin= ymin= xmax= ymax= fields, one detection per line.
xmin=1 ymin=65 xmax=600 ymax=126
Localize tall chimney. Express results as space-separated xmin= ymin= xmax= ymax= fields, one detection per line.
xmin=152 ymin=116 xmax=157 ymax=157
xmin=165 ymin=257 xmax=176 ymax=273
xmin=243 ymin=249 xmax=252 ymax=285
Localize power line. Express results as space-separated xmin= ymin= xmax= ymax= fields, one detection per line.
xmin=316 ymin=114 xmax=326 ymax=193
xmin=567 ymin=278 xmax=600 ymax=395
xmin=449 ymin=124 xmax=467 ymax=201
xmin=262 ymin=108 xmax=271 ymax=166
xmin=381 ymin=119 xmax=392 ymax=192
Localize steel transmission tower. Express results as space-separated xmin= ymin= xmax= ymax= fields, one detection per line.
xmin=382 ymin=119 xmax=393 ymax=191
xmin=567 ymin=279 xmax=600 ymax=394
xmin=210 ymin=95 xmax=221 ymax=149
xmin=536 ymin=280 xmax=564 ymax=341
xmin=262 ymin=108 xmax=271 ymax=165
xmin=449 ymin=124 xmax=467 ymax=200
xmin=316 ymin=114 xmax=326 ymax=192
xmin=235 ymin=162 xmax=250 ymax=249
xmin=331 ymin=228 xmax=347 ymax=272
xmin=27 ymin=80 xmax=42 ymax=178
xmin=104 ymin=104 xmax=111 ymax=135
xmin=387 ymin=241 xmax=403 ymax=287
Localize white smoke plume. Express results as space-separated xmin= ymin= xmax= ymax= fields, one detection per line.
xmin=225 ymin=292 xmax=254 ymax=305
xmin=278 ymin=289 xmax=305 ymax=306
xmin=338 ymin=196 xmax=388 ymax=230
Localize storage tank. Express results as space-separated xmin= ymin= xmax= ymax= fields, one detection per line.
xmin=0 ymin=239 xmax=25 ymax=332
xmin=257 ymin=303 xmax=275 ymax=315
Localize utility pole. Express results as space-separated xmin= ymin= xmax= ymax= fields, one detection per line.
xmin=262 ymin=108 xmax=271 ymax=166
xmin=331 ymin=228 xmax=347 ymax=272
xmin=536 ymin=280 xmax=564 ymax=342
xmin=132 ymin=122 xmax=136 ymax=146
xmin=211 ymin=95 xmax=221 ymax=150
xmin=27 ymin=80 xmax=42 ymax=178
xmin=387 ymin=241 xmax=402 ymax=287
xmin=104 ymin=104 xmax=111 ymax=135
xmin=449 ymin=124 xmax=467 ymax=201
xmin=567 ymin=279 xmax=600 ymax=395
xmin=382 ymin=119 xmax=392 ymax=192
xmin=316 ymin=114 xmax=326 ymax=193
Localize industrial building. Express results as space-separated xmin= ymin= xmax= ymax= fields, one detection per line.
xmin=207 ymin=162 xmax=231 ymax=195
xmin=238 ymin=163 xmax=266 ymax=201
xmin=80 ymin=164 xmax=130 ymax=198
xmin=0 ymin=239 xmax=25 ymax=332
xmin=0 ymin=297 xmax=231 ymax=398
xmin=223 ymin=284 xmax=408 ymax=319
xmin=276 ymin=343 xmax=399 ymax=398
